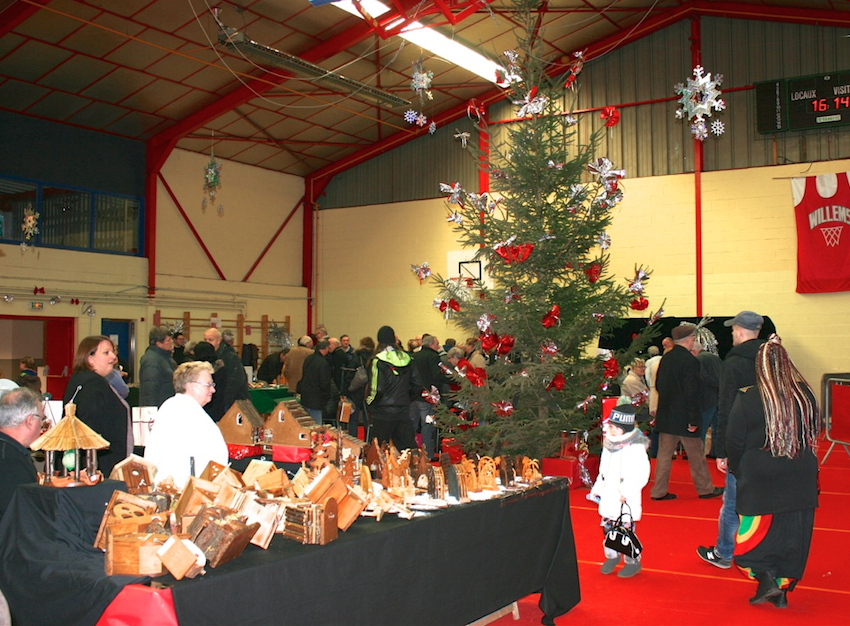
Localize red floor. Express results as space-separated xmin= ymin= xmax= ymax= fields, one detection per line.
xmin=491 ymin=444 xmax=850 ymax=626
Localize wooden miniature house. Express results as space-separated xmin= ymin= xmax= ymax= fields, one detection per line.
xmin=264 ymin=400 xmax=365 ymax=457
xmin=216 ymin=399 xmax=264 ymax=445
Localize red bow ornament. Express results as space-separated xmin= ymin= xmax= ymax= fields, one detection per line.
xmin=491 ymin=400 xmax=514 ymax=417
xmin=495 ymin=243 xmax=534 ymax=264
xmin=630 ymin=297 xmax=649 ymax=311
xmin=603 ymin=357 xmax=620 ymax=380
xmin=541 ymin=304 xmax=560 ymax=329
xmin=422 ymin=386 xmax=441 ymax=405
xmin=33 ymin=286 xmax=44 ymax=295
xmin=497 ymin=334 xmax=515 ymax=355
xmin=600 ymin=106 xmax=620 ymax=127
xmin=546 ymin=373 xmax=566 ymax=392
xmin=584 ymin=264 xmax=602 ymax=283
xmin=439 ymin=299 xmax=460 ymax=313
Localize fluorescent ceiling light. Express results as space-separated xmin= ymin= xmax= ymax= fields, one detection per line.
xmin=334 ymin=0 xmax=503 ymax=83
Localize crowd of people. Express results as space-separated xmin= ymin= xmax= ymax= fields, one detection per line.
xmin=597 ymin=310 xmax=822 ymax=607
xmin=0 ymin=313 xmax=823 ymax=609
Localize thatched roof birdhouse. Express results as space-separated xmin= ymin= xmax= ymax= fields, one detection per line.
xmin=30 ymin=402 xmax=109 ymax=486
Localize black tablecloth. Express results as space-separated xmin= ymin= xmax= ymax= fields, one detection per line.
xmin=0 ymin=480 xmax=144 ymax=626
xmin=167 ymin=478 xmax=579 ymax=626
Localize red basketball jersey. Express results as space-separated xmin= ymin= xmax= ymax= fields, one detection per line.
xmin=793 ymin=173 xmax=850 ymax=293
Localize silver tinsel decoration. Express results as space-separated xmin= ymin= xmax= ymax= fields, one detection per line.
xmin=267 ymin=323 xmax=292 ymax=351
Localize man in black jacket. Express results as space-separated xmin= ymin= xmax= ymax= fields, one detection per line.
xmin=203 ymin=327 xmax=250 ymax=421
xmin=410 ymin=334 xmax=451 ymax=458
xmin=0 ymin=388 xmax=41 ymax=520
xmin=698 ymin=310 xmax=766 ymax=569
xmin=299 ymin=340 xmax=333 ymax=425
xmin=650 ymin=323 xmax=723 ymax=501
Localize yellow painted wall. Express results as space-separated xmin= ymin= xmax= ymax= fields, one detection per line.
xmin=0 ymin=149 xmax=309 ymax=371
xmin=317 ymin=161 xmax=850 ymax=388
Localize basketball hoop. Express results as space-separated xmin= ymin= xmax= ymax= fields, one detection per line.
xmin=821 ymin=225 xmax=843 ymax=247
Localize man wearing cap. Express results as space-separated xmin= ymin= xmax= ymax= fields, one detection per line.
xmin=650 ymin=323 xmax=724 ymax=501
xmin=698 ymin=311 xmax=766 ymax=569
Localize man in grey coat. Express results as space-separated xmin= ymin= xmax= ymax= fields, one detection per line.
xmin=139 ymin=326 xmax=176 ymax=408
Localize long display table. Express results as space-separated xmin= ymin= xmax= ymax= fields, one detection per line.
xmin=1 ymin=478 xmax=580 ymax=626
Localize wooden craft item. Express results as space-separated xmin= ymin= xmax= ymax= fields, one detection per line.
xmin=241 ymin=459 xmax=277 ymax=486
xmin=189 ymin=505 xmax=259 ymax=568
xmin=156 ymin=536 xmax=206 ymax=580
xmin=477 ymin=457 xmax=498 ymax=491
xmin=95 ymin=490 xmax=159 ymax=550
xmin=213 ymin=483 xmax=247 ymax=511
xmin=428 ymin=465 xmax=446 ymax=500
xmin=290 ymin=465 xmax=314 ymax=498
xmin=359 ymin=463 xmax=372 ymax=493
xmin=253 ymin=468 xmax=291 ymax=496
xmin=216 ymin=399 xmax=264 ymax=445
xmin=105 ymin=531 xmax=169 ymax=577
xmin=460 ymin=456 xmax=479 ymax=492
xmin=238 ymin=497 xmax=282 ymax=549
xmin=336 ymin=399 xmax=353 ymax=424
xmin=305 ymin=464 xmax=348 ymax=510
xmin=174 ymin=477 xmax=220 ymax=520
xmin=499 ymin=455 xmax=516 ymax=488
xmin=337 ymin=485 xmax=369 ymax=531
xmin=109 ymin=455 xmax=156 ymax=494
xmin=365 ymin=439 xmax=383 ymax=480
xmin=211 ymin=466 xmax=246 ymax=489
xmin=282 ymin=499 xmax=338 ymax=545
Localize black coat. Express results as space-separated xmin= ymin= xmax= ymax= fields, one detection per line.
xmin=299 ymin=351 xmax=333 ymax=411
xmin=727 ymin=385 xmax=819 ymax=516
xmin=216 ymin=343 xmax=250 ymax=415
xmin=715 ymin=338 xmax=765 ymax=458
xmin=257 ymin=352 xmax=284 ymax=384
xmin=411 ymin=346 xmax=451 ymax=403
xmin=655 ymin=344 xmax=701 ymax=436
xmin=138 ymin=345 xmax=176 ymax=408
xmin=0 ymin=432 xmax=39 ymax=519
xmin=63 ymin=370 xmax=130 ymax=476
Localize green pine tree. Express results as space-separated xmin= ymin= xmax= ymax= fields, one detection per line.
xmin=432 ymin=0 xmax=657 ymax=460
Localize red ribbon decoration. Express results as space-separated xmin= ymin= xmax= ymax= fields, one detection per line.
xmin=630 ymin=297 xmax=649 ymax=311
xmin=33 ymin=286 xmax=44 ymax=295
xmin=480 ymin=333 xmax=498 ymax=352
xmin=547 ymin=373 xmax=566 ymax=392
xmin=70 ymin=298 xmax=80 ymax=305
xmin=439 ymin=299 xmax=460 ymax=313
xmin=497 ymin=334 xmax=515 ymax=355
xmin=584 ymin=264 xmax=602 ymax=283
xmin=422 ymin=386 xmax=441 ymax=405
xmin=491 ymin=400 xmax=514 ymax=417
xmin=541 ymin=304 xmax=560 ymax=328
xmin=600 ymin=106 xmax=620 ymax=127
xmin=495 ymin=243 xmax=534 ymax=264
xmin=603 ymin=357 xmax=620 ymax=380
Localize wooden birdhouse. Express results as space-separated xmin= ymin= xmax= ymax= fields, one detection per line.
xmin=216 ymin=399 xmax=264 ymax=445
xmin=30 ymin=401 xmax=109 ymax=487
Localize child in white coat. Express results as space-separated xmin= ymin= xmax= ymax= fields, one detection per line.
xmin=589 ymin=404 xmax=650 ymax=578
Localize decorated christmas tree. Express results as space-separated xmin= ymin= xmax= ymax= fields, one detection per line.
xmin=431 ymin=0 xmax=658 ymax=460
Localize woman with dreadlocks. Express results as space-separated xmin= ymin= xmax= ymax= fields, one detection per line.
xmin=726 ymin=334 xmax=821 ymax=609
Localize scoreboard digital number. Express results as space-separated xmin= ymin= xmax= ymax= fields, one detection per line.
xmin=756 ymin=71 xmax=850 ymax=134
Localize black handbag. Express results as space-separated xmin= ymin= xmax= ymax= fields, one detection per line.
xmin=604 ymin=503 xmax=643 ymax=558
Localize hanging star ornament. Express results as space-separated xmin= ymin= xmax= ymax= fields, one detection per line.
xmin=410 ymin=59 xmax=434 ymax=104
xmin=20 ymin=204 xmax=39 ymax=250
xmin=674 ymin=65 xmax=726 ymax=141
xmin=202 ymin=155 xmax=224 ymax=215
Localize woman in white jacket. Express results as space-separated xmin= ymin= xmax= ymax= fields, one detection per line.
xmin=589 ymin=404 xmax=650 ymax=578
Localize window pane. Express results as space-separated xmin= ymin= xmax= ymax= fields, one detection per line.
xmin=0 ymin=177 xmax=38 ymax=243
xmin=94 ymin=195 xmax=140 ymax=254
xmin=41 ymin=186 xmax=91 ymax=248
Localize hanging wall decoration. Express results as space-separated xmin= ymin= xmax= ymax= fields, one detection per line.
xmin=202 ymin=133 xmax=224 ymax=215
xmin=674 ymin=65 xmax=726 ymax=141
xmin=21 ymin=204 xmax=39 ymax=250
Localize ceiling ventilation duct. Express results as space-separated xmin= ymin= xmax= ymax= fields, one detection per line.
xmin=216 ymin=22 xmax=410 ymax=108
